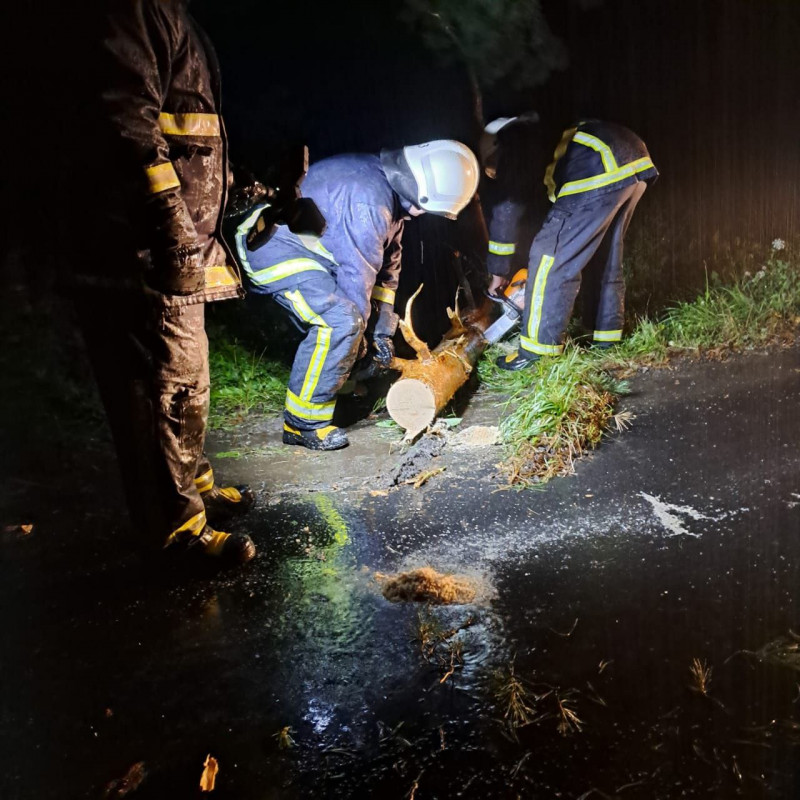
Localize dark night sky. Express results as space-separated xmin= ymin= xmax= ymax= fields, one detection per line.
xmin=2 ymin=0 xmax=799 ymax=308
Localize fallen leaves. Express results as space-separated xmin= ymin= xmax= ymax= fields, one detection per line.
xmin=199 ymin=754 xmax=219 ymax=792
xmin=2 ymin=523 xmax=33 ymax=536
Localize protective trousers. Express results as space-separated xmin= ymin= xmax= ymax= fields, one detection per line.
xmin=520 ymin=181 xmax=647 ymax=356
xmin=74 ymin=291 xmax=219 ymax=551
xmin=271 ymin=270 xmax=365 ymax=430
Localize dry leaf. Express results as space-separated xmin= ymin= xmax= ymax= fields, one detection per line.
xmin=103 ymin=762 xmax=147 ymax=799
xmin=2 ymin=523 xmax=34 ymax=536
xmin=369 ymin=489 xmax=389 ymax=497
xmin=199 ymin=754 xmax=218 ymax=792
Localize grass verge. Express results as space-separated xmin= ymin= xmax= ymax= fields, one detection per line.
xmin=480 ymin=248 xmax=799 ymax=488
xmin=208 ymin=329 xmax=289 ymax=429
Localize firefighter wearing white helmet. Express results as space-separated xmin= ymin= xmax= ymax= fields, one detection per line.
xmin=235 ymin=141 xmax=479 ymax=451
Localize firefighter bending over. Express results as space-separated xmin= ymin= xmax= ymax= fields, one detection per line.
xmin=235 ymin=141 xmax=480 ymax=450
xmin=481 ymin=116 xmax=658 ymax=369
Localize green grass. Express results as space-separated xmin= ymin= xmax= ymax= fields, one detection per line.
xmin=481 ymin=248 xmax=799 ymax=487
xmin=208 ymin=333 xmax=289 ymax=429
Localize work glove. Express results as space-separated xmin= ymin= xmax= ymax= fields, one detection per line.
xmin=372 ymin=335 xmax=395 ymax=367
xmin=147 ymin=242 xmax=206 ymax=296
xmin=488 ymin=273 xmax=510 ymax=297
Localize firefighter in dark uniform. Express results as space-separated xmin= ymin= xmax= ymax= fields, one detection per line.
xmin=481 ymin=116 xmax=658 ymax=369
xmin=70 ymin=0 xmax=256 ymax=563
xmin=235 ymin=141 xmax=480 ymax=450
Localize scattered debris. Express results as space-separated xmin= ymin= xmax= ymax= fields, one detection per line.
xmin=103 ymin=762 xmax=147 ymax=799
xmin=407 ymin=769 xmax=424 ymax=800
xmin=405 ymin=466 xmax=445 ymax=488
xmin=555 ymin=689 xmax=584 ymax=735
xmin=439 ymin=638 xmax=464 ymax=684
xmin=549 ymin=618 xmax=579 ymax=638
xmin=611 ymin=410 xmax=636 ymax=431
xmin=449 ymin=425 xmax=500 ymax=448
xmin=274 ymin=726 xmax=295 ymax=749
xmin=377 ymin=567 xmax=476 ymax=605
xmin=369 ymin=489 xmax=389 ymax=497
xmin=494 ymin=661 xmax=535 ymax=731
xmin=735 ymin=630 xmax=800 ymax=672
xmin=2 ymin=523 xmax=34 ymax=537
xmin=689 ymin=657 xmax=712 ymax=695
xmin=379 ymin=427 xmax=447 ymax=488
xmin=640 ymin=492 xmax=711 ymax=538
xmin=199 ymin=754 xmax=219 ymax=793
xmin=598 ymin=659 xmax=613 ymax=674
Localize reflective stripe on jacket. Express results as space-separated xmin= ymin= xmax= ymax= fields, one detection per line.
xmin=544 ymin=120 xmax=658 ymax=202
xmin=237 ymin=154 xmax=405 ymax=336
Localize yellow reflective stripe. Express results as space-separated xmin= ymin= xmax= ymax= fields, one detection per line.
xmin=284 ymin=290 xmax=332 ymax=403
xmin=248 ymin=258 xmax=327 ymax=285
xmin=488 ymin=241 xmax=516 ymax=256
xmin=234 ymin=203 xmax=269 ymax=273
xmin=303 ymin=326 xmax=332 ymax=402
xmin=285 ymin=389 xmax=335 ymax=420
xmin=557 ymin=157 xmax=655 ymax=198
xmin=204 ymin=265 xmax=238 ymax=289
xmin=194 ymin=468 xmax=214 ymax=493
xmin=544 ymin=126 xmax=578 ymax=202
xmin=164 ymin=510 xmax=207 ymax=546
xmin=217 ymin=486 xmax=243 ymax=503
xmin=371 ymin=286 xmax=396 ymax=304
xmin=519 ymin=337 xmax=564 ymax=356
xmin=593 ymin=329 xmax=622 ymax=342
xmin=297 ymin=234 xmax=338 ymax=265
xmin=284 ymin=289 xmax=326 ymax=327
xmin=145 ymin=162 xmax=180 ymax=194
xmin=526 ymin=254 xmax=555 ymax=345
xmin=573 ymin=131 xmax=618 ymax=172
xmin=158 ymin=112 xmax=220 ymax=137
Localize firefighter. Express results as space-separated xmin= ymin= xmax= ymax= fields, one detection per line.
xmin=69 ymin=0 xmax=256 ymax=564
xmin=235 ymin=141 xmax=480 ymax=450
xmin=481 ymin=116 xmax=658 ymax=369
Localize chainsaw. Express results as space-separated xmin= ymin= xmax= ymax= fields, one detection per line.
xmin=482 ymin=268 xmax=527 ymax=344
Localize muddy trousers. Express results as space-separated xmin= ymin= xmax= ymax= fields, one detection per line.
xmin=74 ymin=291 xmax=218 ymax=550
xmin=270 ymin=273 xmax=365 ymax=430
xmin=520 ymin=181 xmax=647 ymax=357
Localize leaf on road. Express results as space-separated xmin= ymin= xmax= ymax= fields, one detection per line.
xmin=2 ymin=523 xmax=34 ymax=536
xmin=199 ymin=754 xmax=219 ymax=792
xmin=103 ymin=762 xmax=147 ymax=799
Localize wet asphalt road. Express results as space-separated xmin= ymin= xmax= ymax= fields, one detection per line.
xmin=1 ymin=345 xmax=799 ymax=799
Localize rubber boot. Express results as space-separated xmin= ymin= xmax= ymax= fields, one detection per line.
xmin=496 ymin=351 xmax=540 ymax=371
xmin=282 ymin=423 xmax=349 ymax=451
xmin=201 ymin=484 xmax=256 ymax=526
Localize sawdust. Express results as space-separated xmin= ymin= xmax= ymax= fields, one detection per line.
xmin=376 ymin=567 xmax=477 ymax=605
xmin=449 ymin=425 xmax=500 ymax=448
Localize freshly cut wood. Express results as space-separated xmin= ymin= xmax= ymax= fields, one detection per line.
xmin=386 ymin=285 xmax=495 ymax=435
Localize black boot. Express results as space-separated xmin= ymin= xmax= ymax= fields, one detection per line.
xmin=282 ymin=423 xmax=349 ymax=451
xmin=496 ymin=351 xmax=540 ymax=371
xmin=202 ymin=484 xmax=256 ymax=526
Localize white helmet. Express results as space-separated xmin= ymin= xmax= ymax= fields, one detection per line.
xmin=480 ymin=112 xmax=539 ymax=178
xmin=400 ymin=140 xmax=479 ymax=220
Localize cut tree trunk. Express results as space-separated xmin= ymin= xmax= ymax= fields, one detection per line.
xmin=386 ymin=286 xmax=496 ymax=435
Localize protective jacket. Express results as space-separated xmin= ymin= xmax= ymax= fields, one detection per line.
xmin=238 ymin=154 xmax=406 ymax=336
xmin=236 ymin=153 xmax=407 ymax=430
xmin=486 ymin=120 xmax=657 ymax=277
xmin=76 ymin=0 xmax=241 ymax=303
